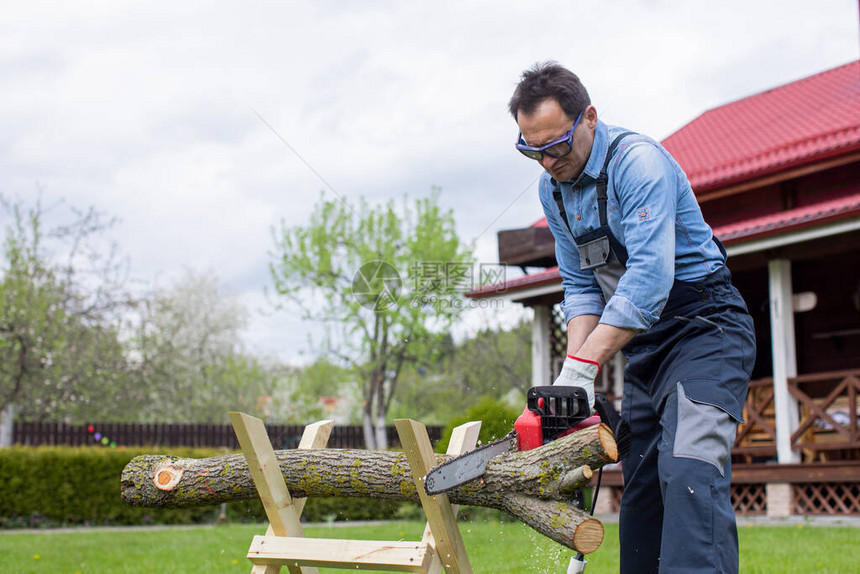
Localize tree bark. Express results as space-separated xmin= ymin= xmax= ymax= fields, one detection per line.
xmin=122 ymin=424 xmax=617 ymax=554
xmin=0 ymin=404 xmax=14 ymax=447
xmin=362 ymin=410 xmax=375 ymax=450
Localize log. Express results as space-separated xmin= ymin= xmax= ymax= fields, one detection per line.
xmin=122 ymin=423 xmax=617 ymax=554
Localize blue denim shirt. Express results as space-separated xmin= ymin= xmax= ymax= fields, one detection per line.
xmin=538 ymin=120 xmax=725 ymax=331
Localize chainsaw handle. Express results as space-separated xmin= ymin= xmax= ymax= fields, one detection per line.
xmin=516 ymin=386 xmax=591 ymax=449
xmin=594 ymin=393 xmax=632 ymax=459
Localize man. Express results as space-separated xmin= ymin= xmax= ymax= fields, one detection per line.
xmin=509 ymin=62 xmax=756 ymax=573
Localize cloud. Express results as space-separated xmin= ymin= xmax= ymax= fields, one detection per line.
xmin=1 ymin=0 xmax=857 ymax=362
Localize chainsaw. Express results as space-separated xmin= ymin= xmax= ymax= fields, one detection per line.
xmin=424 ymin=387 xmax=629 ymax=574
xmin=424 ymin=386 xmax=629 ymax=496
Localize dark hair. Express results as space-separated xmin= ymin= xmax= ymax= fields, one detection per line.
xmin=508 ymin=61 xmax=591 ymax=120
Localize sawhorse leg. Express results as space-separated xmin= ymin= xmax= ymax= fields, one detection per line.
xmin=395 ymin=419 xmax=475 ymax=574
xmin=230 ymin=412 xmax=333 ymax=574
xmin=420 ymin=422 xmax=480 ymax=574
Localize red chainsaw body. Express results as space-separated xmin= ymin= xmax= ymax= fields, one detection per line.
xmin=514 ymin=406 xmax=544 ymax=451
xmin=514 ymin=403 xmax=601 ymax=451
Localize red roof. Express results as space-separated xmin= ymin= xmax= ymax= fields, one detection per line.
xmin=662 ymin=60 xmax=860 ymax=193
xmin=472 ymin=192 xmax=860 ymax=298
xmin=530 ymin=61 xmax=860 ymax=230
xmin=469 ymin=266 xmax=562 ymax=297
xmin=715 ymin=190 xmax=860 ymax=243
xmin=479 ymin=62 xmax=860 ymax=298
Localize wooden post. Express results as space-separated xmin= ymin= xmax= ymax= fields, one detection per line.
xmin=612 ymin=353 xmax=625 ymax=408
xmin=532 ymin=305 xmax=552 ymax=387
xmin=768 ymin=259 xmax=801 ymax=464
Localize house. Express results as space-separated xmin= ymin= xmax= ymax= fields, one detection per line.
xmin=469 ymin=60 xmax=860 ymax=516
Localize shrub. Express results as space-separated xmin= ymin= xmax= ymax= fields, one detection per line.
xmin=435 ymin=395 xmax=519 ymax=453
xmin=0 ymin=446 xmax=222 ymax=527
xmin=0 ymin=446 xmax=408 ymax=528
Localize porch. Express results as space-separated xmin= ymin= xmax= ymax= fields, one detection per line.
xmin=594 ymin=369 xmax=860 ymax=516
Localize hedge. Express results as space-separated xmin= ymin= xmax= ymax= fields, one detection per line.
xmin=435 ymin=396 xmax=519 ymax=454
xmin=0 ymin=446 xmax=407 ymax=529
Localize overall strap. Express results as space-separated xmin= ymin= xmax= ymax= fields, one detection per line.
xmin=552 ymin=188 xmax=574 ymax=236
xmin=552 ymin=131 xmax=637 ymax=235
xmin=595 ymin=131 xmax=636 ymax=227
xmin=712 ymin=235 xmax=728 ymax=259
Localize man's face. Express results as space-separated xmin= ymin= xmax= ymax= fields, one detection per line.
xmin=517 ymin=98 xmax=596 ymax=182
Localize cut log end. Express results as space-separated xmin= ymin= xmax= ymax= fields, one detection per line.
xmin=573 ymin=518 xmax=604 ymax=555
xmin=598 ymin=424 xmax=618 ymax=462
xmin=557 ymin=465 xmax=593 ymax=495
xmin=154 ymin=465 xmax=183 ymax=491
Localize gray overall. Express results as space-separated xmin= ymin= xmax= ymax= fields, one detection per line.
xmin=554 ymin=134 xmax=756 ymax=573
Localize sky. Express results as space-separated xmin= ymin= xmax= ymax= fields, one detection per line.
xmin=2 ymin=0 xmax=858 ymax=364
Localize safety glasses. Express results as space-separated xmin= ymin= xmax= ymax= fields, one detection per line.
xmin=515 ymin=109 xmax=584 ymax=161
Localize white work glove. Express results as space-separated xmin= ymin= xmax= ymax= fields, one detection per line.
xmin=552 ymin=355 xmax=600 ymax=413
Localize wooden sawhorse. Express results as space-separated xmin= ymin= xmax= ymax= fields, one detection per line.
xmin=229 ymin=412 xmax=478 ymax=573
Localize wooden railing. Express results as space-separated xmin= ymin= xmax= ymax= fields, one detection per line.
xmin=734 ymin=377 xmax=777 ymax=460
xmin=790 ymin=370 xmax=860 ymax=460
xmin=734 ymin=369 xmax=860 ymax=462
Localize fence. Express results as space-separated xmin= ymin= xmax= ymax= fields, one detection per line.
xmin=12 ymin=421 xmax=444 ymax=450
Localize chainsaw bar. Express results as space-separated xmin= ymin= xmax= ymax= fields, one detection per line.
xmin=424 ymin=431 xmax=518 ymax=496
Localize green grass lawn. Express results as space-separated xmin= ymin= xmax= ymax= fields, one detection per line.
xmin=0 ymin=520 xmax=855 ymax=573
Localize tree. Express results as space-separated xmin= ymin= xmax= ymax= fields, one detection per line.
xmin=0 ymin=196 xmax=294 ymax=434
xmin=389 ymin=321 xmax=532 ymax=424
xmin=269 ymin=190 xmax=473 ymax=448
xmin=131 ymin=269 xmax=282 ymax=423
xmin=0 ymin=196 xmax=134 ymax=439
xmin=279 ymin=357 xmax=360 ymax=424
xmin=446 ymin=320 xmax=532 ymax=397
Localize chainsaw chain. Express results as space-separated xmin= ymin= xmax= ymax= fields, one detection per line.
xmin=424 ymin=431 xmax=518 ymax=495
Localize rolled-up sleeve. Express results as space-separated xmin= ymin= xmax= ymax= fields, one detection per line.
xmin=538 ymin=175 xmax=605 ymax=324
xmin=600 ymin=143 xmax=677 ymax=330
